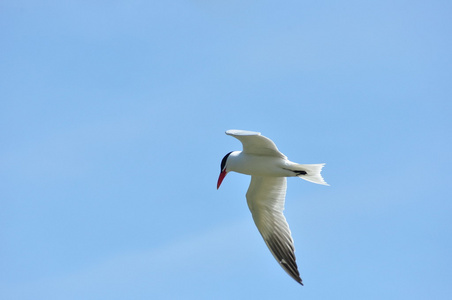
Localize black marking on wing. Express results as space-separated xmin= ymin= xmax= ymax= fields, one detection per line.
xmin=283 ymin=168 xmax=307 ymax=176
xmin=293 ymin=170 xmax=307 ymax=176
xmin=265 ymin=232 xmax=303 ymax=285
xmin=246 ymin=176 xmax=303 ymax=285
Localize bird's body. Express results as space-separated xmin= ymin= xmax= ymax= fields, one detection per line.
xmin=226 ymin=151 xmax=295 ymax=177
xmin=217 ymin=129 xmax=328 ymax=286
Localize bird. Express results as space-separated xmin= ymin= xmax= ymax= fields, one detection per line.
xmin=217 ymin=129 xmax=328 ymax=285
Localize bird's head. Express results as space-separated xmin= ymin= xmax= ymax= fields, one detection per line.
xmin=217 ymin=151 xmax=233 ymax=189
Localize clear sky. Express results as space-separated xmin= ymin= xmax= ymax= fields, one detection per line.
xmin=1 ymin=1 xmax=451 ymax=299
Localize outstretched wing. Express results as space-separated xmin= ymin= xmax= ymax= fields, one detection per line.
xmin=226 ymin=129 xmax=286 ymax=159
xmin=246 ymin=176 xmax=303 ymax=285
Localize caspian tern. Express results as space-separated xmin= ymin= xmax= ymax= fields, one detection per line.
xmin=217 ymin=129 xmax=328 ymax=285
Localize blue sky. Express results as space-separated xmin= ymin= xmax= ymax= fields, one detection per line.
xmin=1 ymin=1 xmax=451 ymax=299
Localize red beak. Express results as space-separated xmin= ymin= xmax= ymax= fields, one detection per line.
xmin=217 ymin=170 xmax=227 ymax=189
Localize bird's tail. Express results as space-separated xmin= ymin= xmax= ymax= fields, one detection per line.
xmin=292 ymin=163 xmax=329 ymax=186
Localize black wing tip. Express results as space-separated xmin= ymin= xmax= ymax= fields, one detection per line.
xmin=266 ymin=236 xmax=303 ymax=286
xmin=297 ymin=278 xmax=304 ymax=286
xmin=286 ymin=268 xmax=303 ymax=285
xmin=288 ymin=270 xmax=303 ymax=286
xmin=279 ymin=258 xmax=303 ymax=286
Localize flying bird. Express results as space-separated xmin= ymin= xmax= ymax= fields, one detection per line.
xmin=217 ymin=129 xmax=328 ymax=285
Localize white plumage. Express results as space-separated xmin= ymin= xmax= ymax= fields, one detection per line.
xmin=217 ymin=129 xmax=328 ymax=285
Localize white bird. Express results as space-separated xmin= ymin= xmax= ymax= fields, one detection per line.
xmin=217 ymin=129 xmax=328 ymax=285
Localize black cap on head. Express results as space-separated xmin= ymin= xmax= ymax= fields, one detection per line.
xmin=220 ymin=151 xmax=233 ymax=171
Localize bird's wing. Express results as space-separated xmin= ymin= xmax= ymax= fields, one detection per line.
xmin=226 ymin=129 xmax=286 ymax=158
xmin=246 ymin=176 xmax=303 ymax=285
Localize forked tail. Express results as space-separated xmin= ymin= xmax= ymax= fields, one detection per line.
xmin=293 ymin=163 xmax=329 ymax=186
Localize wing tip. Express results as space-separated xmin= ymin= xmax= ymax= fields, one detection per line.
xmin=225 ymin=129 xmax=261 ymax=136
xmin=297 ymin=277 xmax=304 ymax=286
xmin=282 ymin=263 xmax=304 ymax=286
xmin=285 ymin=264 xmax=303 ymax=286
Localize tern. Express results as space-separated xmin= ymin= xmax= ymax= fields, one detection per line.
xmin=217 ymin=129 xmax=328 ymax=285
